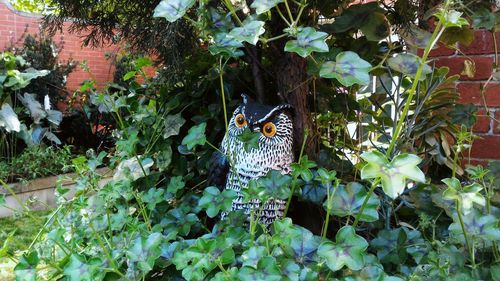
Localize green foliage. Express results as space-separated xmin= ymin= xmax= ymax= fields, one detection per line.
xmin=7 ymin=1 xmax=500 ymax=280
xmin=0 ymin=145 xmax=73 ymax=182
xmin=360 ymin=150 xmax=426 ymax=199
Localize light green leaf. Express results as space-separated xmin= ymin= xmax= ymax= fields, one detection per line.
xmin=387 ymin=53 xmax=432 ymax=79
xmin=241 ymin=246 xmax=266 ymax=269
xmin=319 ymin=51 xmax=372 ymax=86
xmin=209 ymin=33 xmax=244 ymax=57
xmin=14 ymin=251 xmax=39 ymax=281
xmin=181 ymin=122 xmax=207 ymax=150
xmin=435 ymin=9 xmax=469 ymax=28
xmin=153 ymin=0 xmax=196 ymax=22
xmin=250 ymin=0 xmax=284 ymax=14
xmin=237 ymin=256 xmax=282 ymax=281
xmin=229 ymin=21 xmax=265 ymax=45
xmin=318 ymin=226 xmax=368 ymax=271
xmin=126 ymin=233 xmax=163 ymax=273
xmin=284 ymin=27 xmax=329 ymax=58
xmin=198 ymin=186 xmax=237 ymax=218
xmin=361 ymin=151 xmax=426 ymax=199
xmin=442 ymin=177 xmax=485 ymax=215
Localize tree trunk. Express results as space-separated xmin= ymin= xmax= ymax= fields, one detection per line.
xmin=275 ymin=52 xmax=318 ymax=158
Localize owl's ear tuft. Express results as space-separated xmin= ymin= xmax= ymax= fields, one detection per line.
xmin=241 ymin=93 xmax=253 ymax=104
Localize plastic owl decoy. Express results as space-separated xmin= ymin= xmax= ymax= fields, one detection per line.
xmin=208 ymin=94 xmax=294 ymax=226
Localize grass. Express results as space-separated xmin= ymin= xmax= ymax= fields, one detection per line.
xmin=0 ymin=210 xmax=50 ymax=280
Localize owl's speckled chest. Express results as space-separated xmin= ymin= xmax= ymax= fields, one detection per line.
xmin=221 ymin=124 xmax=294 ymax=225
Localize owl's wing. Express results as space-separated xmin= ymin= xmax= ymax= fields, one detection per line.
xmin=207 ymin=151 xmax=229 ymax=191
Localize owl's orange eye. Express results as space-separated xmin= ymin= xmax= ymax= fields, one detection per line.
xmin=262 ymin=122 xmax=276 ymax=137
xmin=234 ymin=113 xmax=246 ymax=128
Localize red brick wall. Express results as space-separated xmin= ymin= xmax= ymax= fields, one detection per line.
xmin=0 ymin=0 xmax=118 ymax=91
xmin=429 ymin=30 xmax=500 ymax=162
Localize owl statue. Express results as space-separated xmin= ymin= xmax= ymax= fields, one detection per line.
xmin=208 ymin=94 xmax=294 ymax=226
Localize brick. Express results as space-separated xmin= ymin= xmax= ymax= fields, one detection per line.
xmin=495 ymin=110 xmax=500 ymax=134
xmin=457 ymin=82 xmax=500 ymax=107
xmin=428 ymin=43 xmax=456 ymax=57
xmin=458 ymin=30 xmax=495 ymax=55
xmin=473 ymin=109 xmax=490 ymax=133
xmin=434 ymin=56 xmax=494 ymax=81
xmin=470 ymin=136 xmax=500 ymax=158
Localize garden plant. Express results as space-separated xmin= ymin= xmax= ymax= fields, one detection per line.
xmin=0 ymin=0 xmax=500 ymax=280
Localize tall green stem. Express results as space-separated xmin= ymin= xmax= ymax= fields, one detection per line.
xmin=385 ymin=21 xmax=444 ymax=157
xmin=352 ymin=178 xmax=379 ymax=228
xmin=219 ymin=58 xmax=229 ymax=133
xmin=284 ymin=130 xmax=308 ymax=216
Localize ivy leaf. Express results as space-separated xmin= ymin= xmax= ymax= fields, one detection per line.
xmin=387 ymin=53 xmax=432 ymax=79
xmin=14 ymin=251 xmax=39 ymax=281
xmin=471 ymin=8 xmax=498 ymax=30
xmin=317 ymin=226 xmax=369 ymax=271
xmin=142 ymin=188 xmax=165 ymax=210
xmin=229 ymin=21 xmax=265 ymax=45
xmin=0 ymin=194 xmax=5 ymax=206
xmin=326 ymin=182 xmax=380 ymax=222
xmin=127 ymin=233 xmax=163 ymax=273
xmin=173 ymin=237 xmax=235 ymax=280
xmin=256 ymin=170 xmax=292 ymax=200
xmin=435 ymin=9 xmax=469 ymax=28
xmin=163 ymin=113 xmax=186 ymax=139
xmin=291 ymin=156 xmax=317 ymax=182
xmin=370 ymin=228 xmax=408 ymax=265
xmin=447 ymin=104 xmax=477 ymax=128
xmin=320 ymin=51 xmax=372 ymax=86
xmin=62 ymin=254 xmax=94 ymax=281
xmin=182 ymin=122 xmax=207 ymax=150
xmin=360 ymin=150 xmax=426 ymax=199
xmin=285 ymin=27 xmax=329 ymax=58
xmin=442 ymin=177 xmax=485 ymax=215
xmin=209 ymin=33 xmax=244 ymax=58
xmin=153 ymin=0 xmax=196 ymax=22
xmin=360 ymin=12 xmax=390 ymax=41
xmin=156 ymin=145 xmax=173 ymax=172
xmin=198 ymin=186 xmax=237 ymax=218
xmin=237 ymin=127 xmax=261 ymax=152
xmin=281 ymin=260 xmax=300 ymax=281
xmin=241 ymin=246 xmax=266 ymax=269
xmin=161 ymin=208 xmax=199 ymax=236
xmin=250 ymin=0 xmax=284 ymax=14
xmin=237 ymin=256 xmax=282 ymax=281
xmin=402 ymin=26 xmax=434 ymax=49
xmin=449 ymin=209 xmax=500 ymax=246
xmin=166 ymin=176 xmax=185 ymax=195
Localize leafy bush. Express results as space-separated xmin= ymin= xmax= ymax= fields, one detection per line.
xmin=15 ymin=33 xmax=77 ymax=106
xmin=2 ymin=0 xmax=500 ymax=280
xmin=0 ymin=145 xmax=73 ymax=182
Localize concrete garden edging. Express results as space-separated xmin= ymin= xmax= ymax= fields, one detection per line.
xmin=0 ymin=167 xmax=113 ymax=217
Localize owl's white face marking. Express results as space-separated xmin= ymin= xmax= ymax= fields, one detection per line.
xmin=220 ymin=100 xmax=294 ymax=226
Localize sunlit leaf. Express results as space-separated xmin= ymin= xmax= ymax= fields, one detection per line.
xmin=153 ymin=0 xmax=196 ymax=22
xmin=182 ymin=122 xmax=207 ymax=150
xmin=209 ymin=32 xmax=244 ymax=58
xmin=320 ymin=51 xmax=372 ymax=86
xmin=250 ymin=0 xmax=284 ymax=14
xmin=285 ymin=27 xmax=329 ymax=58
xmin=318 ymin=226 xmax=368 ymax=271
xmin=229 ymin=21 xmax=265 ymax=45
xmin=360 ymin=151 xmax=426 ymax=199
